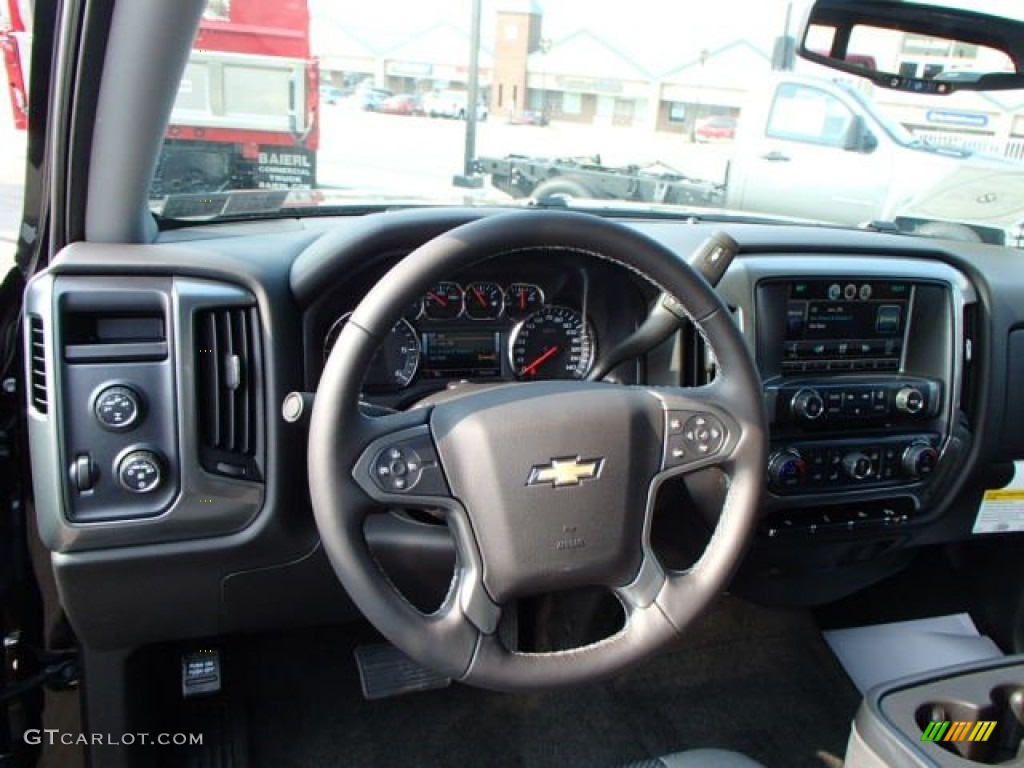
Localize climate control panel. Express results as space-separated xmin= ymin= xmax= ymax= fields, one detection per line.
xmin=768 ymin=435 xmax=940 ymax=494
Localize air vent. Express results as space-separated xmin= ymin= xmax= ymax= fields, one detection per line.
xmin=195 ymin=307 xmax=262 ymax=480
xmin=959 ymin=303 xmax=978 ymax=422
xmin=29 ymin=315 xmax=48 ymax=413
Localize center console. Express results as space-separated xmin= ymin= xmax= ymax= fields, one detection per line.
xmin=846 ymin=656 xmax=1024 ymax=767
xmin=722 ymin=258 xmax=977 ymax=540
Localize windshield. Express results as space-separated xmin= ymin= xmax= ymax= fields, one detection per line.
xmin=147 ymin=0 xmax=1024 ymax=247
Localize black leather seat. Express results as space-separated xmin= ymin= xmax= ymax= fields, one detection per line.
xmin=622 ymin=749 xmax=767 ymax=767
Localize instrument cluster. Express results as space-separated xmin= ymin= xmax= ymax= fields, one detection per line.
xmin=323 ymin=280 xmax=597 ymax=393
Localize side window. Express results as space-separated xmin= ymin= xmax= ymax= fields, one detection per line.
xmin=766 ymin=83 xmax=855 ymax=148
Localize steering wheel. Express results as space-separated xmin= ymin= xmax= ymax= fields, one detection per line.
xmin=308 ymin=211 xmax=766 ymax=691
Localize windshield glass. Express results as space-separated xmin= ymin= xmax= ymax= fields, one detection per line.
xmin=149 ymin=0 xmax=1024 ymax=247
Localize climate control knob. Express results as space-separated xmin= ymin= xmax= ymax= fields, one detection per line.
xmin=791 ymin=388 xmax=825 ymax=422
xmin=902 ymin=443 xmax=939 ymax=479
xmin=842 ymin=451 xmax=874 ymax=480
xmin=895 ymin=386 xmax=925 ymax=415
xmin=768 ymin=449 xmax=808 ymax=489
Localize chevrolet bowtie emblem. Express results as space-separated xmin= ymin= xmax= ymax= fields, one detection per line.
xmin=526 ymin=456 xmax=604 ymax=488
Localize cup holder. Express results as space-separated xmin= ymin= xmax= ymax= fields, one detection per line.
xmin=914 ymin=686 xmax=1024 ymax=764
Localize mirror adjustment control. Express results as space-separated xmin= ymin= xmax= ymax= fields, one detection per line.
xmin=116 ymin=450 xmax=163 ymax=494
xmin=94 ymin=385 xmax=143 ymax=431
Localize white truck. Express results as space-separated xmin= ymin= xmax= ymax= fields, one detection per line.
xmin=476 ymin=73 xmax=1024 ymax=247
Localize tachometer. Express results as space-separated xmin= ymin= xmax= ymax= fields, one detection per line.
xmin=324 ymin=315 xmax=421 ymax=392
xmin=510 ymin=305 xmax=595 ymax=380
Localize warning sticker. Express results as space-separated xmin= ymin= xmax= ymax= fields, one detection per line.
xmin=974 ymin=462 xmax=1024 ymax=534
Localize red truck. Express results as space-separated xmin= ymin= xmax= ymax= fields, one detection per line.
xmin=0 ymin=0 xmax=29 ymax=131
xmin=3 ymin=0 xmax=319 ymax=195
xmin=152 ymin=0 xmax=320 ymax=196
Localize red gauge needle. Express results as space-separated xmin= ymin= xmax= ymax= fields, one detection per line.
xmin=472 ymin=286 xmax=487 ymax=306
xmin=519 ymin=287 xmax=526 ymax=309
xmin=427 ymin=291 xmax=447 ymax=306
xmin=521 ymin=346 xmax=560 ymax=376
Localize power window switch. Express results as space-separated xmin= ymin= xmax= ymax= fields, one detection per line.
xmin=181 ymin=649 xmax=221 ymax=698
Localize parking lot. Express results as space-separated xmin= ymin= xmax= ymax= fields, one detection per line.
xmin=315 ymin=103 xmax=731 ymax=203
xmin=0 ymin=101 xmax=735 ymax=273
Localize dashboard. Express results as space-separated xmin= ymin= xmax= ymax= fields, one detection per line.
xmin=307 ymin=252 xmax=654 ymax=406
xmin=21 ymin=208 xmax=1024 ymax=650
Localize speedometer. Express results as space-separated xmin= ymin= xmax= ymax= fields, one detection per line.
xmin=510 ymin=306 xmax=595 ymax=380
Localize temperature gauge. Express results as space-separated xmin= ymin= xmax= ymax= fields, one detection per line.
xmin=504 ymin=283 xmax=545 ymax=321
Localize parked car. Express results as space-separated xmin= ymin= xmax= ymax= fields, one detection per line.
xmin=348 ymin=87 xmax=393 ymax=111
xmin=695 ymin=114 xmax=738 ymax=142
xmin=319 ymin=85 xmax=345 ymax=105
xmin=507 ymin=109 xmax=549 ymax=126
xmin=377 ymin=93 xmax=425 ymax=116
xmin=423 ymin=90 xmax=488 ymax=121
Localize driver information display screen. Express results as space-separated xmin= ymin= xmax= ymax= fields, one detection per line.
xmin=421 ymin=331 xmax=502 ymax=379
xmin=783 ymin=280 xmax=912 ymax=365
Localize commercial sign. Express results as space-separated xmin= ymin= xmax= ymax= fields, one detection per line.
xmin=926 ymin=109 xmax=989 ymax=128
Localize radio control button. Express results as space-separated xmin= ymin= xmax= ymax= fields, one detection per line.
xmin=791 ymin=388 xmax=825 ymax=421
xmin=895 ymin=386 xmax=925 ymax=415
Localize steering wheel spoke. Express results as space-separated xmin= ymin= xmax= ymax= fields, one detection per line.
xmin=648 ymin=381 xmax=747 ymax=479
xmin=612 ymin=548 xmax=667 ymax=612
xmin=351 ymin=415 xmax=454 ymax=508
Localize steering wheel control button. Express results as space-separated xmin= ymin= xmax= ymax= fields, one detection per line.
xmin=94 ymin=385 xmax=142 ymax=431
xmin=116 ymin=450 xmax=163 ymax=494
xmin=372 ymin=434 xmax=447 ymax=496
xmin=664 ymin=411 xmax=726 ymax=468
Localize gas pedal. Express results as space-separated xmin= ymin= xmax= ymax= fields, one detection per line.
xmin=354 ymin=643 xmax=451 ymax=701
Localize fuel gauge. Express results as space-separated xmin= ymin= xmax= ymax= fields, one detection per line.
xmin=505 ymin=283 xmax=545 ymax=321
xmin=423 ymin=281 xmax=463 ymax=320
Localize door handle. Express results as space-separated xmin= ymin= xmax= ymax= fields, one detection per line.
xmin=761 ymin=151 xmax=790 ymax=162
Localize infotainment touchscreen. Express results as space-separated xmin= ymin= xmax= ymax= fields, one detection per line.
xmin=783 ymin=280 xmax=912 ymax=366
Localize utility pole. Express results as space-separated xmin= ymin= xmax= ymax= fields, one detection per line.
xmin=454 ymin=0 xmax=484 ymax=187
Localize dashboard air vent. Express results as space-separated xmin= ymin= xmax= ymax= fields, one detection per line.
xmin=959 ymin=303 xmax=978 ymax=423
xmin=29 ymin=315 xmax=48 ymax=413
xmin=195 ymin=307 xmax=262 ymax=480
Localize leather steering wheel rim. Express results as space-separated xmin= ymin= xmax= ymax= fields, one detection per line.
xmin=308 ymin=210 xmax=766 ymax=691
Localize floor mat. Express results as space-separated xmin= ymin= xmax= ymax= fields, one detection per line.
xmin=232 ymin=595 xmax=859 ymax=768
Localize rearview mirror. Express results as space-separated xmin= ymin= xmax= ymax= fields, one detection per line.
xmin=798 ymin=0 xmax=1024 ymax=94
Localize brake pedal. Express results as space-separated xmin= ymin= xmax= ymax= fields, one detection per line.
xmin=354 ymin=643 xmax=450 ymax=701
